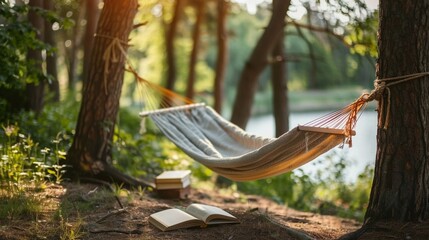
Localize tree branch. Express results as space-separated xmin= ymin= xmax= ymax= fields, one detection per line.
xmin=288 ymin=20 xmax=352 ymax=48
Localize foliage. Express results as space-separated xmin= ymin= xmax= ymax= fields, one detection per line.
xmin=236 ymin=151 xmax=373 ymax=221
xmin=12 ymin=96 xmax=78 ymax=148
xmin=0 ymin=124 xmax=68 ymax=193
xmin=0 ymin=1 xmax=70 ymax=120
xmin=0 ymin=1 xmax=39 ymax=118
xmin=113 ymin=107 xmax=195 ymax=180
xmin=0 ymin=193 xmax=41 ymax=221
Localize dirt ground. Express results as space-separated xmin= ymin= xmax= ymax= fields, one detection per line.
xmin=0 ymin=182 xmax=366 ymax=240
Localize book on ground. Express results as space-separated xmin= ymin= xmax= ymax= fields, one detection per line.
xmin=155 ymin=170 xmax=191 ymax=183
xmin=155 ymin=177 xmax=191 ymax=190
xmin=155 ymin=170 xmax=191 ymax=190
xmin=148 ymin=203 xmax=239 ymax=231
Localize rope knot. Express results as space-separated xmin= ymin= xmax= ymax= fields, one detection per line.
xmin=95 ymin=34 xmax=130 ymax=95
xmin=366 ymin=80 xmax=386 ymax=102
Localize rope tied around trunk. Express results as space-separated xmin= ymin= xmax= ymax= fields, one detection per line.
xmin=364 ymin=72 xmax=429 ymax=129
xmin=95 ymin=34 xmax=130 ymax=95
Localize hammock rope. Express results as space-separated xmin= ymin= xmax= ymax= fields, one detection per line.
xmin=96 ymin=35 xmax=429 ymax=181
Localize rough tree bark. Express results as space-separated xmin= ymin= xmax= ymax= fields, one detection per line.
xmin=230 ymin=0 xmax=290 ymax=129
xmin=343 ymin=0 xmax=429 ymax=238
xmin=185 ymin=0 xmax=205 ymax=100
xmin=271 ymin=31 xmax=289 ymax=137
xmin=213 ymin=0 xmax=228 ymax=113
xmin=26 ymin=0 xmax=45 ymax=114
xmin=365 ymin=0 xmax=429 ymax=222
xmin=67 ymin=0 xmax=150 ymax=187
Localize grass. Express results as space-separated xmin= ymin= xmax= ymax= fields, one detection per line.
xmin=0 ymin=124 xmax=84 ymax=239
xmin=0 ymin=193 xmax=41 ymax=222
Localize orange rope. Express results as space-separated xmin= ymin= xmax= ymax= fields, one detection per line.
xmin=126 ymin=68 xmax=194 ymax=108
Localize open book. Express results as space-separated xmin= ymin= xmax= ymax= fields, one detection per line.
xmin=148 ymin=203 xmax=239 ymax=231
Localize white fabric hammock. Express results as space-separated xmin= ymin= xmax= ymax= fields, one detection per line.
xmin=141 ymin=104 xmax=354 ymax=181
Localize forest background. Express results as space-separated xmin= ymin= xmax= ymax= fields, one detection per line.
xmin=0 ymin=0 xmax=379 ymax=232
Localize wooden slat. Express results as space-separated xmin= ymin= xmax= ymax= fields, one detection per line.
xmin=297 ymin=125 xmax=356 ymax=136
xmin=139 ymin=103 xmax=206 ymax=117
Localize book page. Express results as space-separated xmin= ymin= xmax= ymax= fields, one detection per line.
xmin=155 ymin=170 xmax=191 ymax=183
xmin=185 ymin=203 xmax=239 ymax=224
xmin=149 ymin=208 xmax=203 ymax=231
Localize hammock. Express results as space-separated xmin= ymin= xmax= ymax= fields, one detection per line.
xmin=97 ymin=36 xmax=428 ymax=181
xmin=138 ymin=87 xmax=368 ymax=181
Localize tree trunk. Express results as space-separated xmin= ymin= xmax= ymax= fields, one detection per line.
xmin=67 ymin=0 xmax=149 ymax=187
xmin=44 ymin=0 xmax=60 ymax=102
xmin=230 ymin=0 xmax=290 ymax=129
xmin=82 ymin=0 xmax=100 ymax=82
xmin=271 ymin=33 xmax=289 ymax=137
xmin=342 ymin=1 xmax=429 ymax=238
xmin=213 ymin=0 xmax=228 ymax=113
xmin=185 ymin=0 xmax=205 ymax=100
xmin=364 ymin=0 xmax=429 ymax=222
xmin=165 ymin=0 xmax=185 ymax=91
xmin=26 ymin=0 xmax=45 ymax=114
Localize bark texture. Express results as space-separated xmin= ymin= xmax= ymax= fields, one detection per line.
xmin=67 ymin=0 xmax=149 ymax=187
xmin=365 ymin=0 xmax=429 ymax=222
xmin=230 ymin=0 xmax=290 ymax=129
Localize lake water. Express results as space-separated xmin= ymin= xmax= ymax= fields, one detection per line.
xmin=247 ymin=110 xmax=378 ymax=182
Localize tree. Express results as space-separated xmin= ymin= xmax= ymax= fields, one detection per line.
xmin=67 ymin=0 xmax=149 ymax=187
xmin=185 ymin=0 xmax=205 ymax=99
xmin=343 ymin=0 xmax=429 ymax=238
xmin=230 ymin=0 xmax=290 ymax=129
xmin=270 ymin=25 xmax=289 ymax=136
xmin=164 ymin=0 xmax=185 ymax=92
xmin=26 ymin=0 xmax=45 ymax=115
xmin=64 ymin=0 xmax=85 ymax=90
xmin=213 ymin=0 xmax=228 ymax=113
xmin=44 ymin=0 xmax=60 ymax=102
xmin=82 ymin=0 xmax=100 ymax=82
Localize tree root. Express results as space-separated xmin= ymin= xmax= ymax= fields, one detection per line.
xmin=99 ymin=164 xmax=155 ymax=189
xmin=96 ymin=208 xmax=128 ymax=223
xmin=256 ymin=210 xmax=315 ymax=240
xmin=68 ymin=162 xmax=155 ymax=190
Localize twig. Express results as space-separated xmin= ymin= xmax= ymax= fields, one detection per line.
xmin=133 ymin=21 xmax=148 ymax=29
xmin=256 ymin=211 xmax=315 ymax=240
xmin=289 ymin=20 xmax=352 ymax=48
xmin=89 ymin=228 xmax=143 ymax=234
xmin=95 ymin=208 xmax=128 ymax=223
xmin=79 ymin=177 xmax=124 ymax=209
xmin=11 ymin=226 xmax=28 ymax=232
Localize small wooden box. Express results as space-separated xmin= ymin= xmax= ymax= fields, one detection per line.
xmin=156 ymin=186 xmax=191 ymax=199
